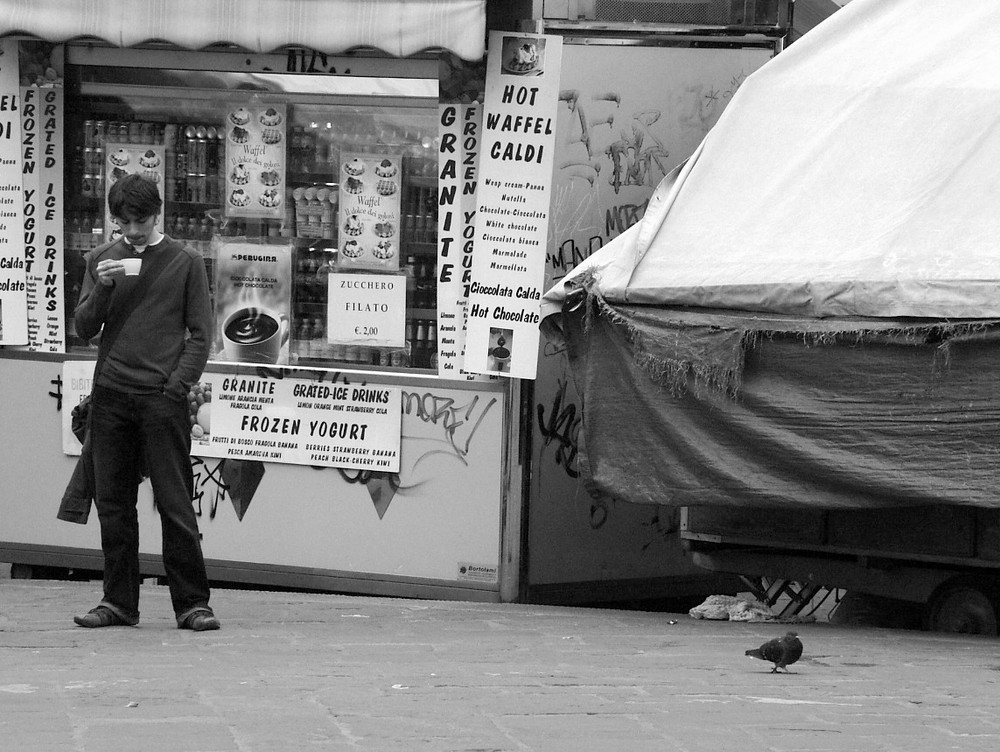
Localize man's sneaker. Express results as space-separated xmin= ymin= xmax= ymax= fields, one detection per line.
xmin=73 ymin=605 xmax=139 ymax=628
xmin=178 ymin=609 xmax=221 ymax=631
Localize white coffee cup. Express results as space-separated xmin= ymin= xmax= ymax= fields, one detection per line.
xmin=121 ymin=258 xmax=142 ymax=276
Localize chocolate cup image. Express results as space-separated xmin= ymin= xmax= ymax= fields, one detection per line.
xmin=221 ymin=306 xmax=290 ymax=364
xmin=489 ymin=334 xmax=512 ymax=372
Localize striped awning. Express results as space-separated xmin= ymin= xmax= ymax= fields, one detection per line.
xmin=0 ymin=0 xmax=485 ymax=59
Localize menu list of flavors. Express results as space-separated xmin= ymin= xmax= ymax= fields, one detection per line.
xmin=19 ymin=84 xmax=64 ymax=352
xmin=224 ymin=104 xmax=286 ymax=219
xmin=103 ymin=142 xmax=166 ymax=241
xmin=336 ymin=153 xmax=402 ymax=273
xmin=464 ymin=32 xmax=563 ymax=379
xmin=191 ymin=373 xmax=402 ymax=473
xmin=0 ymin=38 xmax=27 ymax=344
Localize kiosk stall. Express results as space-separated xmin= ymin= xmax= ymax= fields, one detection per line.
xmin=0 ymin=0 xmax=519 ymax=602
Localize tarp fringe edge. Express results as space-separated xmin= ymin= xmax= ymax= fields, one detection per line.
xmin=573 ymin=272 xmax=1000 ymax=397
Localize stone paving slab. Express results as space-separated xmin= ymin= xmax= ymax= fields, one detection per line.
xmin=2 ymin=579 xmax=1000 ymax=751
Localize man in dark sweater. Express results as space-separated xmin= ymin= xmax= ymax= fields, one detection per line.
xmin=73 ymin=174 xmax=219 ymax=631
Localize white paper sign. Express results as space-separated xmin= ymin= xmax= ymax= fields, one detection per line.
xmin=20 ymin=84 xmax=65 ymax=352
xmin=437 ymin=102 xmax=487 ymax=380
xmin=0 ymin=38 xmax=27 ymax=344
xmin=192 ymin=373 xmax=401 ymax=472
xmin=327 ymin=271 xmax=406 ymax=347
xmin=63 ymin=363 xmax=403 ymax=473
xmin=464 ymin=32 xmax=563 ymax=379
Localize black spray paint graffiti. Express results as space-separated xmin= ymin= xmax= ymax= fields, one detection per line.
xmin=532 ymin=363 xmax=679 ymax=539
xmin=547 ymin=235 xmax=601 ymax=283
xmin=49 ymin=373 xmax=62 ymax=411
xmin=402 ymin=390 xmax=499 ymax=466
xmin=192 ymin=457 xmax=229 ymax=520
xmin=534 ymin=360 xmax=611 ymax=531
xmin=536 ymin=377 xmax=581 ymax=479
xmin=605 ymin=196 xmax=651 ymax=238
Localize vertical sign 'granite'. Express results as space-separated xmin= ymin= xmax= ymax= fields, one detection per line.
xmin=464 ymin=32 xmax=562 ymax=379
xmin=437 ymin=102 xmax=485 ymax=379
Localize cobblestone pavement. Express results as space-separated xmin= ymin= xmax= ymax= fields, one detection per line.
xmin=2 ymin=579 xmax=999 ymax=751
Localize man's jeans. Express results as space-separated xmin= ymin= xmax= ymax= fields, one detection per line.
xmin=90 ymin=385 xmax=211 ymax=621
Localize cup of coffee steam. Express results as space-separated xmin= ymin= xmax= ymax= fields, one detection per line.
xmin=221 ymin=306 xmax=289 ymax=364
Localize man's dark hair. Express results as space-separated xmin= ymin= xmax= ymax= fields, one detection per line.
xmin=107 ymin=173 xmax=163 ymax=220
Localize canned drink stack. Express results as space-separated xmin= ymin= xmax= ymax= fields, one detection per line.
xmin=195 ymin=126 xmax=209 ymax=174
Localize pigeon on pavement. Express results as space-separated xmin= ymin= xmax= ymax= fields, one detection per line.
xmin=745 ymin=631 xmax=803 ymax=673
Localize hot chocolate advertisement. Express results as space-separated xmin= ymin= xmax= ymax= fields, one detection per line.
xmin=224 ymin=103 xmax=286 ymax=219
xmin=336 ymin=152 xmax=402 ymax=272
xmin=190 ymin=373 xmax=401 ymax=473
xmin=213 ymin=242 xmax=292 ymax=365
xmin=463 ymin=31 xmax=562 ymax=379
xmin=103 ymin=142 xmax=165 ymax=241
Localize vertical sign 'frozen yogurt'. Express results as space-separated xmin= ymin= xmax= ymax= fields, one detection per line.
xmin=464 ymin=32 xmax=562 ymax=379
xmin=0 ymin=38 xmax=27 ymax=345
xmin=21 ymin=84 xmax=65 ymax=352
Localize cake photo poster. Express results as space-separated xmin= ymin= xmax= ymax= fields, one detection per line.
xmin=336 ymin=152 xmax=402 ymax=273
xmin=212 ymin=242 xmax=293 ymax=365
xmin=224 ymin=103 xmax=286 ymax=219
xmin=103 ymin=143 xmax=165 ymax=241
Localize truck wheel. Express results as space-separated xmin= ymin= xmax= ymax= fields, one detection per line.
xmin=924 ymin=580 xmax=999 ymax=636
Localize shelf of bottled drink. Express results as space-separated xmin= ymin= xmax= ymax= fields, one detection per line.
xmin=64 ymin=114 xmax=441 ymax=371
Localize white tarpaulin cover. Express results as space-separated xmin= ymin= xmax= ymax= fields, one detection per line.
xmin=543 ymin=0 xmax=1000 ymax=320
xmin=538 ymin=0 xmax=1000 ymax=512
xmin=0 ymin=0 xmax=485 ymax=59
